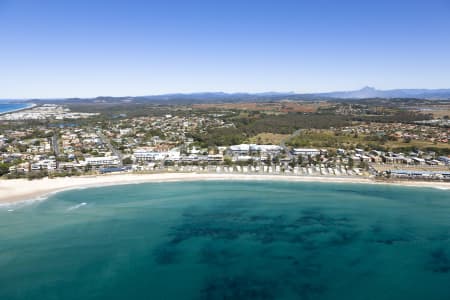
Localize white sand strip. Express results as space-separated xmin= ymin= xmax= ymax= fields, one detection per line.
xmin=0 ymin=173 xmax=449 ymax=205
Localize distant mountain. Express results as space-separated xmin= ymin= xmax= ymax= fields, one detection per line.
xmin=27 ymin=92 xmax=299 ymax=105
xmin=22 ymin=87 xmax=450 ymax=104
xmin=317 ymin=86 xmax=450 ymax=99
xmin=139 ymin=92 xmax=296 ymax=101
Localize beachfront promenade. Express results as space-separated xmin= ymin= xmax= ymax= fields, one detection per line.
xmin=2 ymin=167 xmax=450 ymax=206
xmin=131 ymin=164 xmax=366 ymax=178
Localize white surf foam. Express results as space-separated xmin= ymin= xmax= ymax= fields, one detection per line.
xmin=67 ymin=202 xmax=87 ymax=211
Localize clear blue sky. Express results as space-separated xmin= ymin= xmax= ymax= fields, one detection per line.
xmin=1 ymin=0 xmax=449 ymax=98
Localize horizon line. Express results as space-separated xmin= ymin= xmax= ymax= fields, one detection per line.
xmin=2 ymin=86 xmax=450 ymax=101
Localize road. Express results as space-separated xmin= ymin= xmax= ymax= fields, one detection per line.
xmin=280 ymin=129 xmax=302 ymax=158
xmin=96 ymin=130 xmax=123 ymax=166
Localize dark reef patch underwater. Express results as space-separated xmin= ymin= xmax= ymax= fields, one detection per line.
xmin=1 ymin=181 xmax=450 ymax=299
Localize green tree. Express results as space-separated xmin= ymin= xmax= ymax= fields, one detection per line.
xmin=273 ymin=156 xmax=280 ymax=165
xmin=348 ymin=157 xmax=354 ymax=168
xmin=224 ymin=157 xmax=232 ymax=166
xmin=0 ymin=163 xmax=10 ymax=176
xmin=122 ymin=157 xmax=133 ymax=165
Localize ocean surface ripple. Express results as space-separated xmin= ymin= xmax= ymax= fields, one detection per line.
xmin=0 ymin=181 xmax=449 ymax=299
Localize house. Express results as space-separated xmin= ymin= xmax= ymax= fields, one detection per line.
xmin=438 ymin=156 xmax=450 ymax=165
xmin=412 ymin=157 xmax=426 ymax=165
xmin=337 ymin=148 xmax=346 ymax=155
xmin=355 ymin=148 xmax=364 ymax=155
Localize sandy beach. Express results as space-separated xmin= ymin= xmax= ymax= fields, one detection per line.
xmin=1 ymin=172 xmax=449 ymax=205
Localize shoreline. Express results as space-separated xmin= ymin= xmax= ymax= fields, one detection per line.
xmin=1 ymin=173 xmax=450 ymax=206
xmin=0 ymin=103 xmax=36 ymax=116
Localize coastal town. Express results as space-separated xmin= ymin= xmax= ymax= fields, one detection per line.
xmin=4 ymin=1 xmax=450 ymax=299
xmin=1 ymin=100 xmax=449 ymax=182
xmin=2 ymin=2 xmax=450 ymax=299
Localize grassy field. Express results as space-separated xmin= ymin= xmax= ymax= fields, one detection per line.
xmin=248 ymin=133 xmax=290 ymax=145
xmin=385 ymin=140 xmax=450 ymax=150
xmin=428 ymin=109 xmax=450 ymax=118
xmin=286 ymin=129 xmax=450 ymax=154
xmin=287 ymin=130 xmax=365 ymax=149
xmin=193 ymin=101 xmax=329 ymax=113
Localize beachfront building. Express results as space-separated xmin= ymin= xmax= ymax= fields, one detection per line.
xmin=291 ymin=148 xmax=321 ymax=156
xmin=133 ymin=148 xmax=181 ymax=162
xmin=83 ymin=156 xmax=120 ymax=166
xmin=438 ymin=156 xmax=450 ymax=165
xmin=31 ymin=159 xmax=57 ymax=170
xmin=228 ymin=144 xmax=282 ymax=156
xmin=180 ymin=154 xmax=200 ymax=163
xmin=207 ymin=154 xmax=224 ymax=162
xmin=390 ymin=170 xmax=450 ymax=180
xmin=412 ymin=157 xmax=426 ymax=165
xmin=232 ymin=155 xmax=253 ymax=162
xmin=381 ymin=153 xmax=410 ymax=164
xmin=133 ymin=149 xmax=166 ymax=161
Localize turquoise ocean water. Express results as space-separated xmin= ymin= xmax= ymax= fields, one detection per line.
xmin=0 ymin=181 xmax=449 ymax=299
xmin=0 ymin=103 xmax=30 ymax=114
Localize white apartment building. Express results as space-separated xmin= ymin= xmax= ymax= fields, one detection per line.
xmin=84 ymin=156 xmax=120 ymax=166
xmin=292 ymin=148 xmax=321 ymax=156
